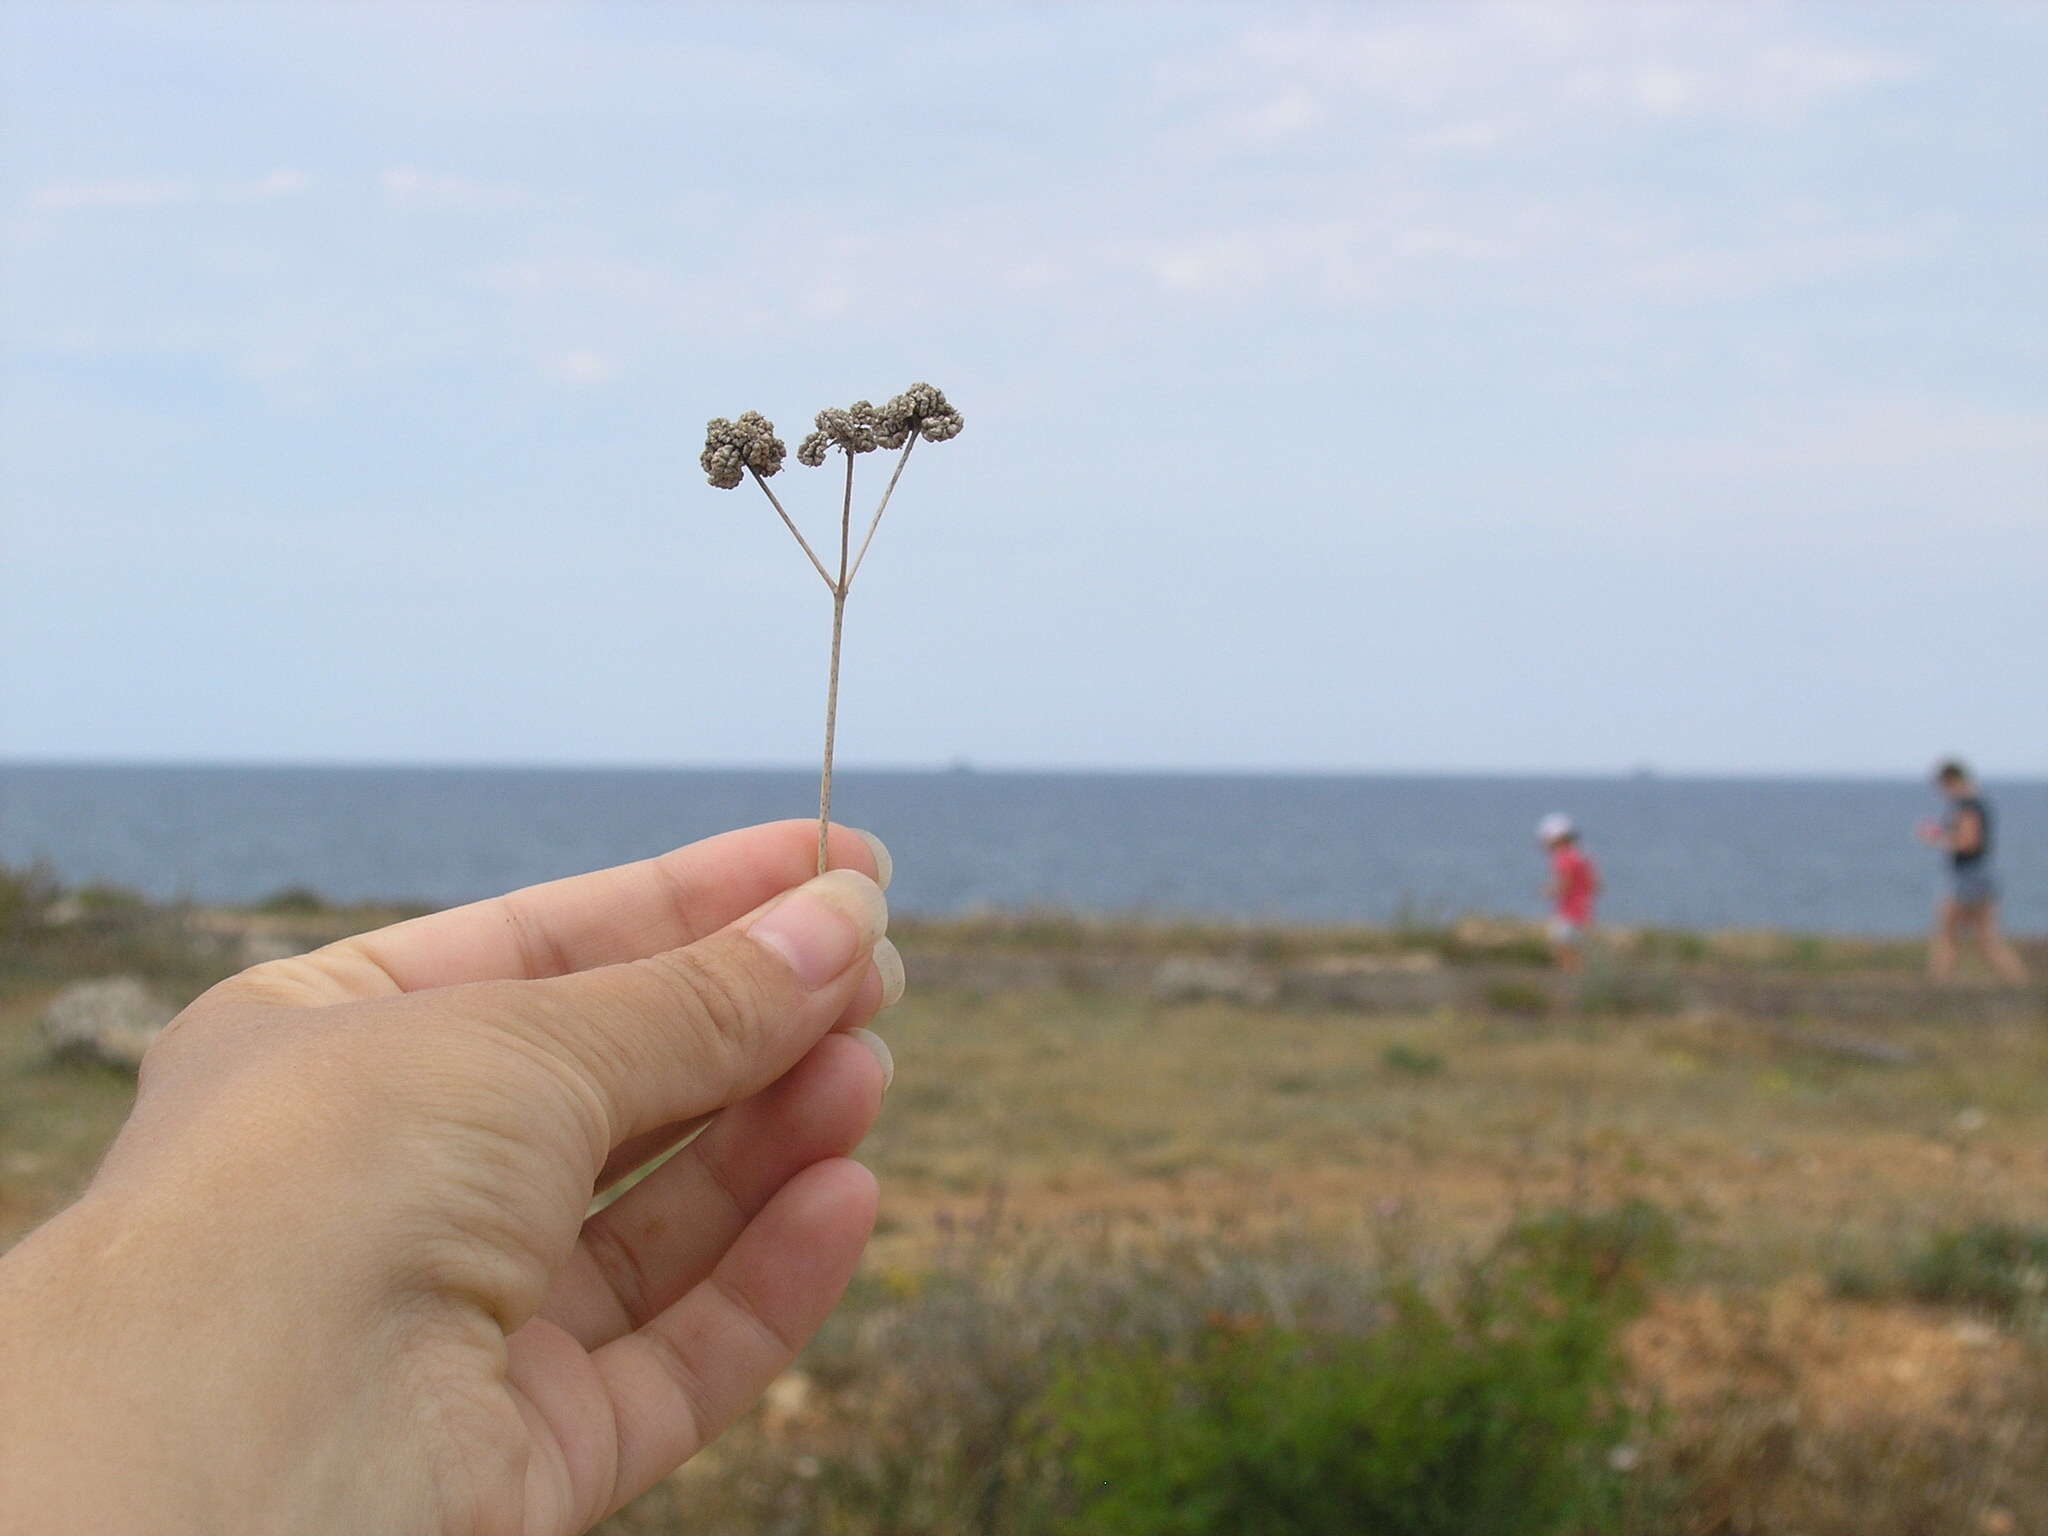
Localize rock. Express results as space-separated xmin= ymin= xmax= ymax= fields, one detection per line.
xmin=1452 ymin=916 xmax=1537 ymax=950
xmin=42 ymin=895 xmax=86 ymax=927
xmin=759 ymin=1370 xmax=814 ymax=1441
xmin=1949 ymin=1319 xmax=1998 ymax=1350
xmin=38 ymin=977 xmax=176 ymax=1071
xmin=1151 ymin=957 xmax=1279 ymax=1007
xmin=1306 ymin=952 xmax=1443 ymax=976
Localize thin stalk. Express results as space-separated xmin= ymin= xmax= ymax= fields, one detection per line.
xmin=817 ymin=592 xmax=845 ymax=876
xmin=845 ymin=434 xmax=917 ymax=588
xmin=748 ymin=467 xmax=835 ymax=590
xmin=816 ymin=450 xmax=855 ymax=875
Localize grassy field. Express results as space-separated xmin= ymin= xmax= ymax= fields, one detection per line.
xmin=4 ymin=892 xmax=2046 ymax=1532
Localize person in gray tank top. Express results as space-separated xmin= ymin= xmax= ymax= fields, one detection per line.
xmin=1916 ymin=759 xmax=2030 ymax=984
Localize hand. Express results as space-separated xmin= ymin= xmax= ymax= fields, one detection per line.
xmin=1915 ymin=818 xmax=1945 ymax=846
xmin=0 ymin=821 xmax=901 ymax=1535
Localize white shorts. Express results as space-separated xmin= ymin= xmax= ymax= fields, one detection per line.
xmin=1548 ymin=917 xmax=1583 ymax=944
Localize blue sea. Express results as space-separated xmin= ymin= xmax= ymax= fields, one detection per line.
xmin=0 ymin=764 xmax=2042 ymax=937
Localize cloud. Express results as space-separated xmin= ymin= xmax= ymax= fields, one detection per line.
xmin=225 ymin=169 xmax=311 ymax=201
xmin=545 ymin=349 xmax=616 ymax=386
xmin=1217 ymin=87 xmax=1321 ymax=145
xmin=1406 ymin=118 xmax=1512 ymax=154
xmin=1624 ymin=395 xmax=2048 ymax=545
xmin=379 ymin=166 xmax=528 ymax=211
xmin=1167 ymin=4 xmax=1918 ymax=147
xmin=1617 ymin=44 xmax=1915 ymax=119
xmin=1130 ymin=212 xmax=1518 ymax=301
xmin=32 ymin=179 xmax=194 ymax=210
xmin=1144 ymin=223 xmax=1352 ymax=297
xmin=29 ymin=171 xmax=310 ymax=211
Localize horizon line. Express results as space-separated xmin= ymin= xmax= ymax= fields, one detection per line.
xmin=3 ymin=755 xmax=2042 ymax=785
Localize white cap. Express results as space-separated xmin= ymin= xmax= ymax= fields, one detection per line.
xmin=1536 ymin=813 xmax=1574 ymax=842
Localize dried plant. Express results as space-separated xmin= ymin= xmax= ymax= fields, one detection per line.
xmin=702 ymin=384 xmax=964 ymax=874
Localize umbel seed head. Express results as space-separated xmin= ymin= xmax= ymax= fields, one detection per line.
xmin=876 ymin=382 xmax=964 ymax=449
xmin=700 ymin=410 xmax=787 ymax=489
xmin=797 ymin=399 xmax=882 ymax=466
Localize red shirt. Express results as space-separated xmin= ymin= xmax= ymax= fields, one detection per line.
xmin=1551 ymin=845 xmax=1598 ymax=925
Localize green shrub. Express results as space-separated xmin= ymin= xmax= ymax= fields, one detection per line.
xmin=1025 ymin=1205 xmax=1672 ymax=1536
xmin=72 ymin=882 xmax=147 ymax=915
xmin=780 ymin=1222 xmax=1389 ymax=1535
xmin=1905 ymin=1222 xmax=2048 ymax=1320
xmin=1632 ymin=929 xmax=1709 ymax=965
xmin=1483 ymin=979 xmax=1551 ymax=1016
xmin=0 ymin=858 xmax=60 ymax=938
xmin=1501 ymin=1199 xmax=1679 ymax=1314
xmin=1826 ymin=1261 xmax=1885 ymax=1303
xmin=1381 ymin=1042 xmax=1447 ymax=1078
xmin=1778 ymin=935 xmax=1830 ymax=970
xmin=1445 ymin=931 xmax=1556 ymax=968
xmin=1577 ymin=966 xmax=1680 ymax=1017
xmin=255 ymin=885 xmax=329 ymax=915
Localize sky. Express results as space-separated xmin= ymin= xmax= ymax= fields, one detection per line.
xmin=2 ymin=1 xmax=2043 ymax=777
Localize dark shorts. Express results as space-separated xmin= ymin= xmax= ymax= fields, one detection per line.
xmin=1949 ymin=866 xmax=1997 ymax=907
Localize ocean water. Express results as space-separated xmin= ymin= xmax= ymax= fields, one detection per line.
xmin=0 ymin=764 xmax=2042 ymax=937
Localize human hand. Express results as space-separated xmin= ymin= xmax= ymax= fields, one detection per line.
xmin=1915 ymin=818 xmax=1945 ymax=846
xmin=0 ymin=821 xmax=901 ymax=1535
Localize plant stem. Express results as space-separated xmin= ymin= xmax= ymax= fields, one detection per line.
xmin=817 ymin=589 xmax=845 ymax=876
xmin=816 ymin=450 xmax=855 ymax=876
xmin=846 ymin=434 xmax=917 ymax=587
xmin=749 ymin=467 xmax=835 ymax=590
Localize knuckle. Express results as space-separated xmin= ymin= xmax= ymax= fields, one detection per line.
xmin=579 ymin=1210 xmax=656 ymax=1327
xmin=710 ymin=1268 xmax=803 ymax=1358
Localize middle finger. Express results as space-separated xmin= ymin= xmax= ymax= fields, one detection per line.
xmin=543 ymin=1027 xmax=892 ymax=1349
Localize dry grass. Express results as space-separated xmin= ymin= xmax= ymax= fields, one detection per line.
xmin=856 ymin=988 xmax=2048 ymax=1284
xmin=4 ymin=920 xmax=2046 ymax=1532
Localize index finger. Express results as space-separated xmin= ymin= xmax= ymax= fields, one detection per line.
xmin=298 ymin=820 xmax=889 ymax=1000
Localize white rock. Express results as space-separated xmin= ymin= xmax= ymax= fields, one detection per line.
xmin=38 ymin=977 xmax=176 ymax=1072
xmin=1151 ymin=957 xmax=1279 ymax=1007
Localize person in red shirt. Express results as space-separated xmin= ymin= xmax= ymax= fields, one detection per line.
xmin=1537 ymin=813 xmax=1599 ymax=971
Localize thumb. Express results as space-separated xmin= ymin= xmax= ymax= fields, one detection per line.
xmin=483 ymin=868 xmax=890 ymax=1160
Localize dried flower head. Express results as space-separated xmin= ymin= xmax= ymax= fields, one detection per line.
xmin=697 ymin=382 xmax=962 ymax=875
xmin=796 ymin=400 xmax=884 ymax=466
xmin=699 ymin=410 xmax=787 ymax=489
xmin=876 ymin=382 xmax=964 ymax=449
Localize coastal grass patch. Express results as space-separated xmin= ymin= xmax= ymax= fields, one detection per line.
xmin=600 ymin=1196 xmax=2048 ymax=1536
xmin=6 ymin=895 xmax=2048 ymax=1535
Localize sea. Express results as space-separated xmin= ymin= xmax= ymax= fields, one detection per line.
xmin=1 ymin=764 xmax=2042 ymax=938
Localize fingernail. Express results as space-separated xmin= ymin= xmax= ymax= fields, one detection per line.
xmin=853 ymin=828 xmax=893 ymax=891
xmin=872 ymin=937 xmax=906 ymax=1008
xmin=849 ymin=1028 xmax=895 ymax=1089
xmin=749 ymin=870 xmax=888 ymax=989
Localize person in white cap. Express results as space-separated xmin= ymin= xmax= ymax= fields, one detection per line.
xmin=1537 ymin=813 xmax=1599 ymax=971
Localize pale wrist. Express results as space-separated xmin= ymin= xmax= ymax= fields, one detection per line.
xmin=0 ymin=1194 xmax=423 ymax=1533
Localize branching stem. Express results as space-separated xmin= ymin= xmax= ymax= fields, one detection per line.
xmin=846 ymin=434 xmax=917 ymax=588
xmin=748 ymin=467 xmax=835 ymax=590
xmin=815 ymin=451 xmax=856 ymax=875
